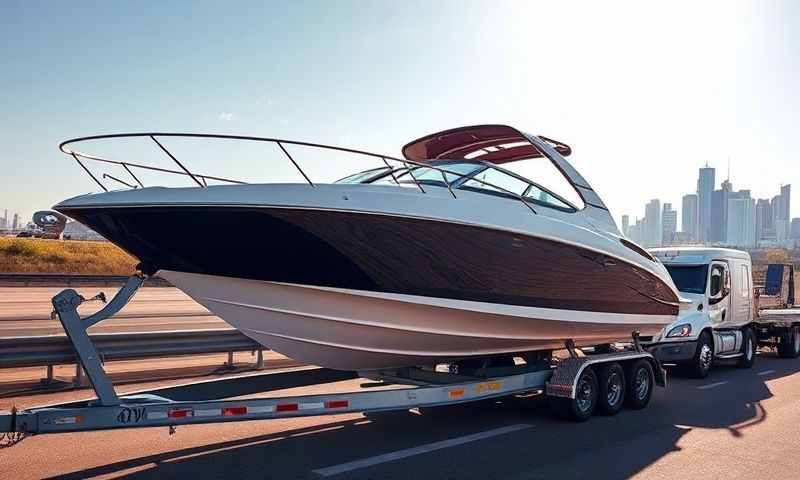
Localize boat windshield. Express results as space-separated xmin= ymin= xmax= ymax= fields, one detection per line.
xmin=400 ymin=163 xmax=485 ymax=185
xmin=337 ymin=161 xmax=576 ymax=210
xmin=353 ymin=162 xmax=485 ymax=186
xmin=335 ymin=167 xmax=393 ymax=184
xmin=664 ymin=264 xmax=709 ymax=294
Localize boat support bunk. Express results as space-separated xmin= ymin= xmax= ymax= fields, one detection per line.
xmin=0 ymin=274 xmax=666 ymax=447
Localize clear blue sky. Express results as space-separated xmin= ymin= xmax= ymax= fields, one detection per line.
xmin=1 ymin=0 xmax=798 ymax=226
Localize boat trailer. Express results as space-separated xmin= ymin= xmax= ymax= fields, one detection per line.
xmin=1 ymin=274 xmax=665 ymax=447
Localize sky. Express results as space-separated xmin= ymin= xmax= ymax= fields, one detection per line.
xmin=1 ymin=0 xmax=798 ymax=227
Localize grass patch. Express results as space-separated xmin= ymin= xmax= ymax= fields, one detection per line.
xmin=0 ymin=237 xmax=137 ymax=274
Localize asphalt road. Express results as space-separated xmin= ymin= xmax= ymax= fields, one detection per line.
xmin=0 ymin=286 xmax=228 ymax=336
xmin=2 ymin=352 xmax=800 ymax=480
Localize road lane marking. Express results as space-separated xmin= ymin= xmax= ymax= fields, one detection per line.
xmin=757 ymin=369 xmax=776 ymax=376
xmin=697 ymin=381 xmax=728 ymax=390
xmin=312 ymin=424 xmax=532 ymax=477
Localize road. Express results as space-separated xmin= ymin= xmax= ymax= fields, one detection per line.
xmin=2 ymin=353 xmax=800 ymax=480
xmin=0 ymin=286 xmax=228 ymax=336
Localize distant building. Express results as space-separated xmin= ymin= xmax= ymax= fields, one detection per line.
xmin=621 ymin=215 xmax=630 ymax=237
xmin=662 ymin=203 xmax=677 ymax=245
xmin=644 ymin=199 xmax=662 ymax=247
xmin=779 ymin=184 xmax=791 ymax=220
xmin=697 ymin=166 xmax=715 ymax=242
xmin=709 ymin=180 xmax=732 ymax=243
xmin=11 ymin=213 xmax=19 ymax=231
xmin=755 ymin=198 xmax=773 ymax=241
xmin=791 ymin=218 xmax=800 ymax=240
xmin=772 ymin=185 xmax=792 ymax=245
xmin=727 ymin=194 xmax=756 ymax=248
xmin=671 ymin=231 xmax=694 ymax=245
xmin=681 ymin=194 xmax=698 ymax=242
xmin=629 ymin=218 xmax=643 ymax=245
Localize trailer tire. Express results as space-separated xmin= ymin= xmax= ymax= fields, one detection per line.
xmin=548 ymin=367 xmax=598 ymax=422
xmin=687 ymin=331 xmax=713 ymax=378
xmin=624 ymin=360 xmax=654 ymax=410
xmin=737 ymin=328 xmax=757 ymax=368
xmin=777 ymin=326 xmax=800 ymax=359
xmin=596 ymin=362 xmax=625 ymax=416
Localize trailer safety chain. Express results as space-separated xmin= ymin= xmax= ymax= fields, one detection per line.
xmin=0 ymin=432 xmax=27 ymax=448
xmin=0 ymin=408 xmax=27 ymax=448
xmin=49 ymin=291 xmax=108 ymax=320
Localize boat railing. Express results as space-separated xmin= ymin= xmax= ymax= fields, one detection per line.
xmin=59 ymin=133 xmax=536 ymax=213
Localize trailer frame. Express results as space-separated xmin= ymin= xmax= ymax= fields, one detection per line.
xmin=0 ymin=274 xmax=665 ymax=445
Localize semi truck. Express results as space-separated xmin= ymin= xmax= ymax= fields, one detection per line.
xmin=642 ymin=247 xmax=799 ymax=377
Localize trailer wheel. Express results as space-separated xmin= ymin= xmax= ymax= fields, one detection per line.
xmin=777 ymin=326 xmax=800 ymax=359
xmin=624 ymin=360 xmax=654 ymax=410
xmin=548 ymin=367 xmax=598 ymax=422
xmin=737 ymin=328 xmax=757 ymax=368
xmin=687 ymin=330 xmax=713 ymax=378
xmin=596 ymin=362 xmax=625 ymax=416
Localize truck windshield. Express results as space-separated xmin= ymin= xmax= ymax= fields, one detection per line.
xmin=664 ymin=265 xmax=709 ymax=294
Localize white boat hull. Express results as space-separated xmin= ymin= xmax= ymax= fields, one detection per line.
xmin=160 ymin=270 xmax=675 ymax=371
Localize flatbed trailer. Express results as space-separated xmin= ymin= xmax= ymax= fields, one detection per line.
xmin=0 ymin=275 xmax=665 ymax=447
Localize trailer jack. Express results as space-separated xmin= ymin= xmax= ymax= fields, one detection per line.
xmin=49 ymin=274 xmax=147 ymax=406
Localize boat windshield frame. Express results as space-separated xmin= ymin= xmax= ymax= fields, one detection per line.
xmin=58 ymin=131 xmax=579 ymax=216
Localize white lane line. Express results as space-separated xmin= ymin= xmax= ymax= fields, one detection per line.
xmin=697 ymin=381 xmax=728 ymax=390
xmin=312 ymin=424 xmax=532 ymax=477
xmin=757 ymin=369 xmax=776 ymax=376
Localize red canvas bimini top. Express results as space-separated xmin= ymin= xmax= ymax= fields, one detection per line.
xmin=401 ymin=124 xmax=571 ymax=165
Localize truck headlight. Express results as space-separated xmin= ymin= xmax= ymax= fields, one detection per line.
xmin=666 ymin=323 xmax=692 ymax=337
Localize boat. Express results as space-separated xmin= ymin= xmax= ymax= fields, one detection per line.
xmin=53 ymin=125 xmax=682 ymax=371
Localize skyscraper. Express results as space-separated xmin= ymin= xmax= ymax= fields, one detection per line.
xmin=773 ymin=185 xmax=792 ymax=244
xmin=727 ymin=195 xmax=756 ymax=248
xmin=780 ymin=184 xmax=791 ymax=220
xmin=697 ymin=166 xmax=715 ymax=243
xmin=755 ymin=198 xmax=774 ymax=241
xmin=11 ymin=213 xmax=19 ymax=231
xmin=644 ymin=199 xmax=662 ymax=247
xmin=629 ymin=218 xmax=643 ymax=245
xmin=621 ymin=215 xmax=630 ymax=237
xmin=681 ymin=194 xmax=698 ymax=242
xmin=662 ymin=203 xmax=677 ymax=245
xmin=791 ymin=218 xmax=800 ymax=240
xmin=710 ymin=182 xmax=732 ymax=243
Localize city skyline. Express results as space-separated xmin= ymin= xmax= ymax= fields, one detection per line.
xmin=623 ymin=164 xmax=795 ymax=249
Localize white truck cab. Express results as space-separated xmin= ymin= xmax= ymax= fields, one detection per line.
xmin=643 ymin=247 xmax=758 ymax=377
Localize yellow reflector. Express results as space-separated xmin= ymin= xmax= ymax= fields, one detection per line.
xmin=449 ymin=389 xmax=465 ymax=399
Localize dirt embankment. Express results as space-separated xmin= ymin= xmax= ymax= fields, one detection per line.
xmin=0 ymin=237 xmax=137 ymax=275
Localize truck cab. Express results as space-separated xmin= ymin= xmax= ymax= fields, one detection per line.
xmin=642 ymin=248 xmax=757 ymax=378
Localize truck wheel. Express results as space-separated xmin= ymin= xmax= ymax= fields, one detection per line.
xmin=687 ymin=331 xmax=714 ymax=378
xmin=777 ymin=326 xmax=800 ymax=358
xmin=624 ymin=360 xmax=654 ymax=410
xmin=548 ymin=367 xmax=598 ymax=422
xmin=737 ymin=328 xmax=757 ymax=368
xmin=596 ymin=363 xmax=626 ymax=415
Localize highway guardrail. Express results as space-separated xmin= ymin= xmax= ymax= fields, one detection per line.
xmin=0 ymin=273 xmax=172 ymax=287
xmin=0 ymin=329 xmax=260 ymax=369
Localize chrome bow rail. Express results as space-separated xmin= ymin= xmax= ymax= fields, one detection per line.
xmin=59 ymin=133 xmax=537 ymax=213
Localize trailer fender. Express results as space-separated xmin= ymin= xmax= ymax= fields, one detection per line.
xmin=546 ymin=352 xmax=664 ymax=399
